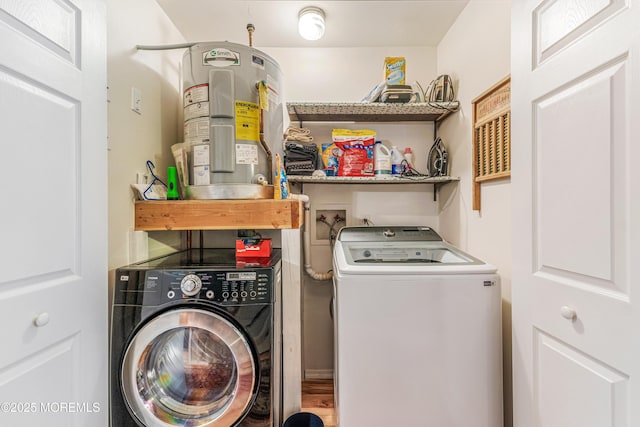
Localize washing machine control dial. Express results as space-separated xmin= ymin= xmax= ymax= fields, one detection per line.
xmin=180 ymin=274 xmax=202 ymax=296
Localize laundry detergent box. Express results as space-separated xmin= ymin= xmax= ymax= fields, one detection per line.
xmin=235 ymin=238 xmax=272 ymax=258
xmin=384 ymin=57 xmax=406 ymax=85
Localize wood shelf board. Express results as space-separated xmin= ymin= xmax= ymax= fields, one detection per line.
xmin=134 ymin=199 xmax=303 ymax=231
xmin=475 ymin=171 xmax=511 ymax=183
xmin=288 ymin=175 xmax=459 ymax=184
xmin=287 ymin=102 xmax=459 ymax=123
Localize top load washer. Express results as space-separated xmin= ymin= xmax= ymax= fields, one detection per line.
xmin=332 ymin=226 xmax=503 ymax=427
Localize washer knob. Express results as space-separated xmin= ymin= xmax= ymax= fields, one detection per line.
xmin=181 ymin=274 xmax=202 ymax=296
xmin=383 ymin=229 xmax=395 ymax=237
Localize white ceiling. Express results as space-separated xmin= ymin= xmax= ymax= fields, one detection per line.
xmin=155 ymin=1 xmax=470 ymax=48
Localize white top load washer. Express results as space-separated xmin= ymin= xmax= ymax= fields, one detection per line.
xmin=332 ymin=226 xmax=503 ymax=427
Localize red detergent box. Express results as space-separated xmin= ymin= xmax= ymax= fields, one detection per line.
xmin=235 ymin=238 xmax=272 ymax=258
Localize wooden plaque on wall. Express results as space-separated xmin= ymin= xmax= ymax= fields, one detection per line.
xmin=472 ymin=75 xmax=511 ymax=211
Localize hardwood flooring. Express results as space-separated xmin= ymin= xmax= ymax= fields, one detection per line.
xmin=300 ymin=379 xmax=336 ymax=427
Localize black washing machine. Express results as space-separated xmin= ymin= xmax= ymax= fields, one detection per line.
xmin=110 ymin=249 xmax=282 ymax=427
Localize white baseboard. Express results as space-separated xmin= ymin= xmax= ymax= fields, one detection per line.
xmin=304 ymin=369 xmax=334 ymax=380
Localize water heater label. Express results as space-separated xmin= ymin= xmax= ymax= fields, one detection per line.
xmin=251 ymin=55 xmax=265 ymax=69
xmin=235 ymin=101 xmax=260 ymax=142
xmin=184 ymin=102 xmax=209 ymax=121
xmin=193 ymin=165 xmax=210 ymax=185
xmin=236 ymin=144 xmax=258 ymax=165
xmin=184 ymin=118 xmax=209 ymax=142
xmin=202 ymin=48 xmax=240 ymax=67
xmin=192 ymin=144 xmax=210 ymax=166
xmin=184 ymin=84 xmax=208 ymax=105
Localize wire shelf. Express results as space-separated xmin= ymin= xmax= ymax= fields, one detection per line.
xmin=287 ymin=175 xmax=459 ymax=184
xmin=287 ymin=102 xmax=460 ymax=123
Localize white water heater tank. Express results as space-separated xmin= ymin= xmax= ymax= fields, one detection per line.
xmin=182 ymin=42 xmax=284 ymax=199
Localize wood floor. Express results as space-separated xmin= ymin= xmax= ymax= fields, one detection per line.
xmin=300 ymin=379 xmax=336 ymax=427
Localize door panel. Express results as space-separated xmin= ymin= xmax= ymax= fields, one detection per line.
xmin=0 ymin=335 xmax=81 ymax=425
xmin=0 ymin=0 xmax=106 ymax=425
xmin=0 ymin=68 xmax=79 ymax=284
xmin=0 ymin=0 xmax=79 ymax=64
xmin=534 ymin=330 xmax=628 ymax=427
xmin=534 ymin=57 xmax=628 ymax=293
xmin=512 ymin=1 xmax=639 ymax=427
xmin=534 ymin=0 xmax=627 ymax=65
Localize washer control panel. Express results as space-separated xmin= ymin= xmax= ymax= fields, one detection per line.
xmin=142 ymin=269 xmax=273 ymax=305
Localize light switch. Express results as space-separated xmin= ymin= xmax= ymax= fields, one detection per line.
xmin=131 ymin=87 xmax=142 ymax=114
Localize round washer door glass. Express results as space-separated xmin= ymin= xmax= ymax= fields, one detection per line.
xmin=121 ymin=308 xmax=257 ymax=427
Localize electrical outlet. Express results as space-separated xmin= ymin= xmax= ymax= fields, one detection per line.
xmin=361 ymin=217 xmax=373 ymax=226
xmin=131 ymin=87 xmax=142 ymax=114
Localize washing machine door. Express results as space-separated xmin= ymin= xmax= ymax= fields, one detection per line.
xmin=121 ymin=308 xmax=257 ymax=427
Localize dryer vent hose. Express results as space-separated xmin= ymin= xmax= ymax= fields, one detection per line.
xmin=290 ymin=194 xmax=333 ymax=281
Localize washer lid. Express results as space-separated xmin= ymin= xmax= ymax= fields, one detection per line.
xmin=336 ymin=226 xmax=443 ymax=243
xmin=339 ymin=240 xmax=485 ymax=265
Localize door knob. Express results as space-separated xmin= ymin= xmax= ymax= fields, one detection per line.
xmin=560 ymin=306 xmax=576 ymax=320
xmin=33 ymin=312 xmax=50 ymax=327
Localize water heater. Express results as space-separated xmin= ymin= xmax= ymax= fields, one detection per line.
xmin=182 ymin=42 xmax=284 ymax=199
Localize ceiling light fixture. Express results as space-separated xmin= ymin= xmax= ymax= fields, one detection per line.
xmin=298 ymin=7 xmax=325 ymax=41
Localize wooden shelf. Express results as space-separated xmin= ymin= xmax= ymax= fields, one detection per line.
xmin=287 ymin=102 xmax=460 ymax=123
xmin=134 ymin=199 xmax=303 ymax=231
xmin=288 ymin=175 xmax=459 ymax=184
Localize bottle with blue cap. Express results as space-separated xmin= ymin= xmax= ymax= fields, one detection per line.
xmin=390 ymin=145 xmax=404 ymax=175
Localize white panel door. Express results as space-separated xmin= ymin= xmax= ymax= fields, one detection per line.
xmin=0 ymin=0 xmax=107 ymax=426
xmin=512 ymin=1 xmax=639 ymax=426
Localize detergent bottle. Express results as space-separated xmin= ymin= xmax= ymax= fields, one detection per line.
xmin=390 ymin=145 xmax=404 ymax=175
xmin=403 ymin=147 xmax=414 ymax=170
xmin=374 ymin=141 xmax=392 ymax=175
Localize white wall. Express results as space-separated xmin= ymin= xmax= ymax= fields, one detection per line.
xmin=107 ymin=0 xmax=186 ymax=271
xmin=436 ymin=1 xmax=512 ymax=426
xmin=264 ymin=47 xmax=441 ymax=375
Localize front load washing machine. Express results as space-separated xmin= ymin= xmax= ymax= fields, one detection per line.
xmin=110 ymin=249 xmax=282 ymax=427
xmin=332 ymin=226 xmax=503 ymax=427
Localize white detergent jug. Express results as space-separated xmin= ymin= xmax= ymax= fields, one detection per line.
xmin=390 ymin=145 xmax=405 ymax=175
xmin=374 ymin=141 xmax=392 ymax=175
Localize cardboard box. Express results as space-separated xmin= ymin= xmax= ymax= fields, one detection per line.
xmin=235 ymin=238 xmax=272 ymax=258
xmin=384 ymin=57 xmax=406 ymax=85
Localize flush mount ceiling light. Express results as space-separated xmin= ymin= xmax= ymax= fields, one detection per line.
xmin=298 ymin=7 xmax=325 ymax=41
